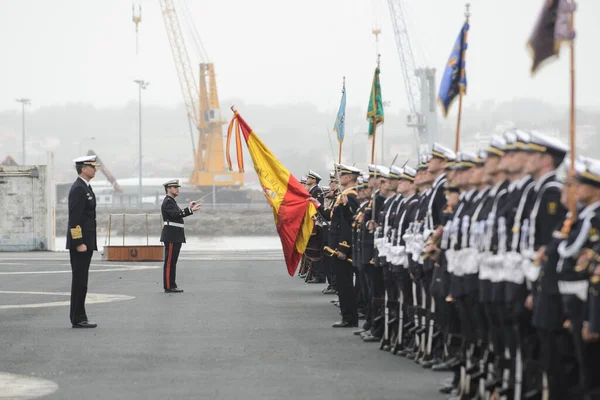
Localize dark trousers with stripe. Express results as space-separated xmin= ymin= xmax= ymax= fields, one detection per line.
xmin=69 ymin=249 xmax=93 ymax=324
xmin=163 ymin=242 xmax=182 ymax=290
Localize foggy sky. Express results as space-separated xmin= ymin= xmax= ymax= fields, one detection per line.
xmin=2 ymin=0 xmax=599 ymax=118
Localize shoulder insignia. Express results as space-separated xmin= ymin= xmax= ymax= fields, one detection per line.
xmin=590 ymin=227 xmax=599 ymax=242
xmin=547 ymin=201 xmax=558 ymax=215
xmin=592 ymin=275 xmax=600 ymax=284
xmin=339 ymin=241 xmax=350 ymax=248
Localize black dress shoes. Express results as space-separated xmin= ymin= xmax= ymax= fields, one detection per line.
xmin=164 ymin=288 xmax=184 ymax=293
xmin=332 ymin=320 xmax=358 ymax=328
xmin=72 ymin=320 xmax=97 ymax=328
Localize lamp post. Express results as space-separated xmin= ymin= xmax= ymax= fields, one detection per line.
xmin=15 ymin=98 xmax=31 ymax=165
xmin=134 ymin=80 xmax=149 ymax=208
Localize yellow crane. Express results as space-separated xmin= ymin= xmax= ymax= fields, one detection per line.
xmin=159 ymin=0 xmax=244 ymax=187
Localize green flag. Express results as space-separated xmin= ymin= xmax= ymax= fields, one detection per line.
xmin=367 ymin=66 xmax=384 ymax=138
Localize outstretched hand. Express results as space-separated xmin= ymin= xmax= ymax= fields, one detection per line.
xmin=191 ymin=204 xmax=202 ymax=212
xmin=307 ymin=197 xmax=320 ymax=207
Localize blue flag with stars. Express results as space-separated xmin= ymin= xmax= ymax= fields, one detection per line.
xmin=333 ymin=86 xmax=346 ymax=143
xmin=438 ymin=22 xmax=469 ymax=118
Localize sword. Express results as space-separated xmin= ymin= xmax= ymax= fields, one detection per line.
xmin=193 ymin=192 xmax=214 ymax=203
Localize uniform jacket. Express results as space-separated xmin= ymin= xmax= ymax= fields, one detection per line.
xmin=316 ymin=187 xmax=359 ymax=257
xmin=160 ymin=195 xmax=193 ymax=243
xmin=66 ymin=177 xmax=97 ymax=251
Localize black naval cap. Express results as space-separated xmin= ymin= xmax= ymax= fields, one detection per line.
xmin=73 ymin=155 xmax=100 ymax=167
xmin=163 ymin=179 xmax=181 ymax=188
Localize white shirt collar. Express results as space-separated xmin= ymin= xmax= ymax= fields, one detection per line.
xmin=465 ymin=188 xmax=476 ymax=200
xmin=433 ymin=172 xmax=446 ymax=188
xmin=488 ymin=180 xmax=504 ymax=197
xmin=534 ymin=170 xmax=556 ymax=192
xmin=579 ymin=201 xmax=600 ymax=220
xmin=78 ymin=176 xmax=90 ymax=187
xmin=517 ymin=174 xmax=532 ymax=190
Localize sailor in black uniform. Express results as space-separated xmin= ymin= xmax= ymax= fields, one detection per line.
xmin=310 ymin=164 xmax=361 ymax=327
xmin=66 ymin=155 xmax=100 ymax=328
xmin=306 ymin=170 xmax=327 ymax=283
xmin=160 ymin=179 xmax=201 ymax=293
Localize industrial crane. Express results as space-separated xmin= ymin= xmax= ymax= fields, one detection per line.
xmin=386 ymin=0 xmax=438 ymax=155
xmin=159 ymin=0 xmax=244 ymax=187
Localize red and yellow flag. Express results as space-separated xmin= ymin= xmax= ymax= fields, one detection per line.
xmin=227 ymin=109 xmax=316 ymax=276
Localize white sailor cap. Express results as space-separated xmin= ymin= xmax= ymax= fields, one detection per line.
xmin=163 ymin=179 xmax=181 ymax=188
xmin=307 ymin=170 xmax=322 ymax=181
xmin=417 ymin=154 xmax=431 ymax=171
xmin=486 ymin=135 xmax=506 ymax=157
xmin=514 ymin=129 xmax=532 ymax=151
xmin=336 ymin=163 xmax=362 ymax=176
xmin=528 ymin=131 xmax=568 ymax=159
xmin=376 ymin=165 xmax=390 ymax=177
xmin=329 ymin=171 xmax=339 ymax=183
xmin=503 ymin=131 xmax=518 ymax=152
xmin=431 ymin=142 xmax=455 ymax=161
xmin=399 ymin=166 xmax=417 ymax=182
xmin=300 ymin=176 xmax=308 ymax=184
xmin=476 ymin=150 xmax=487 ymax=166
xmin=575 ymin=157 xmax=600 ymax=188
xmin=73 ymin=155 xmax=99 ymax=166
xmin=455 ymin=151 xmax=478 ymax=170
xmin=388 ymin=165 xmax=404 ymax=179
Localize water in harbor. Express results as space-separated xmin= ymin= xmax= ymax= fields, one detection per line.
xmin=97 ymin=235 xmax=282 ymax=252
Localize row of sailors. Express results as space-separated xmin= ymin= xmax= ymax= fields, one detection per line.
xmin=306 ymin=130 xmax=600 ymax=400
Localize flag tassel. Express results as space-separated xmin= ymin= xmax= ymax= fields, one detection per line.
xmin=225 ymin=110 xmax=245 ymax=173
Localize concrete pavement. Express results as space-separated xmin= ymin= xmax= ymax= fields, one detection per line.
xmin=0 ymin=251 xmax=448 ymax=399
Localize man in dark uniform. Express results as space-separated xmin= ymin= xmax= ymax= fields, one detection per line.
xmin=305 ymin=170 xmax=327 ymax=284
xmin=160 ymin=179 xmax=201 ymax=293
xmin=310 ymin=164 xmax=361 ymax=327
xmin=66 ymin=155 xmax=100 ymax=328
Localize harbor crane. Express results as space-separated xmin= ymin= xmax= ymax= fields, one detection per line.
xmin=386 ymin=0 xmax=438 ymax=155
xmin=159 ymin=0 xmax=244 ymax=187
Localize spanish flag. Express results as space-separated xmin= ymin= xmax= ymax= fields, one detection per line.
xmin=226 ymin=109 xmax=317 ymax=276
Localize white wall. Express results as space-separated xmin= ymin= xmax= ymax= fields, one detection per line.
xmin=0 ymin=163 xmax=53 ymax=251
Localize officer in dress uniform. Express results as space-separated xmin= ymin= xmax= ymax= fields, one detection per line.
xmin=305 ymin=170 xmax=327 ymax=283
xmin=66 ymin=155 xmax=100 ymax=328
xmin=311 ymin=164 xmax=361 ymax=327
xmin=160 ymin=180 xmax=201 ymax=293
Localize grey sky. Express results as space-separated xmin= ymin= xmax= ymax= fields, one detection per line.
xmin=2 ymin=0 xmax=598 ymax=118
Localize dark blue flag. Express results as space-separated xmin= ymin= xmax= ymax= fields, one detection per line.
xmin=438 ymin=22 xmax=469 ymax=118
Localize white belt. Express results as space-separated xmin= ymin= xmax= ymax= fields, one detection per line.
xmin=558 ymin=280 xmax=589 ymax=302
xmin=164 ymin=221 xmax=184 ymax=228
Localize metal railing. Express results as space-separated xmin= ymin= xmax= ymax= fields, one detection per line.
xmin=107 ymin=213 xmax=161 ymax=246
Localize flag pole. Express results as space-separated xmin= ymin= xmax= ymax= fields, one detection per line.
xmin=371 ymin=54 xmax=381 ymax=164
xmin=565 ymin=5 xmax=577 ymax=233
xmin=454 ymin=3 xmax=470 ymax=153
xmin=339 ymin=76 xmax=345 ymax=164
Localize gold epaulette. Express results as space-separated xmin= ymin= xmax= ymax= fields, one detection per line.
xmin=344 ymin=189 xmax=358 ymax=197
xmin=70 ymin=225 xmax=82 ymax=240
